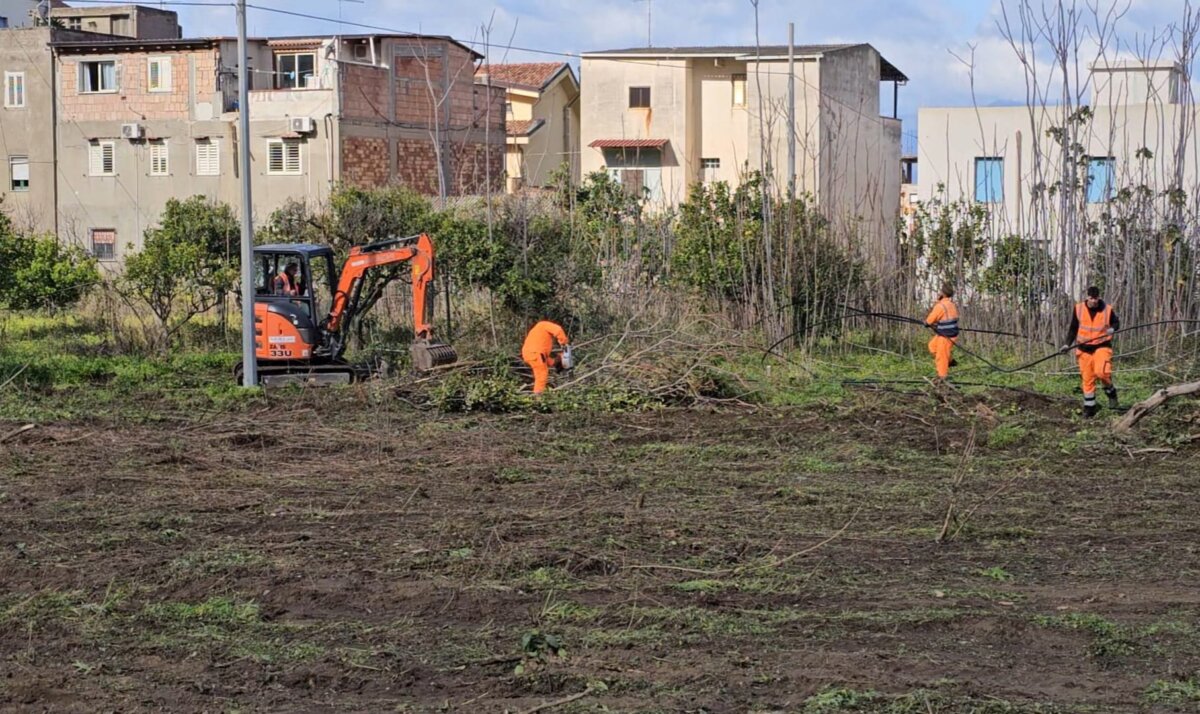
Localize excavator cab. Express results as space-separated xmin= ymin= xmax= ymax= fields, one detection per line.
xmin=253 ymin=244 xmax=338 ymax=363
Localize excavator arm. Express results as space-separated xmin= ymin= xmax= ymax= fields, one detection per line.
xmin=323 ymin=233 xmax=456 ymax=370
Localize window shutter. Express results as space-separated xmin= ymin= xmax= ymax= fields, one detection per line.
xmin=89 ymin=141 xmax=115 ymax=176
xmin=103 ymin=143 xmax=114 ymax=175
xmin=267 ymin=141 xmax=283 ymax=173
xmin=150 ymin=141 xmax=168 ymax=175
xmin=11 ymin=157 xmax=29 ymax=182
xmin=196 ymin=139 xmax=219 ymax=176
xmin=149 ymin=60 xmax=159 ymax=90
xmin=285 ymin=141 xmax=301 ymax=173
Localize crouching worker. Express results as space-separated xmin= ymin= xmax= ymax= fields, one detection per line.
xmin=522 ymin=320 xmax=570 ymax=395
xmin=925 ymin=285 xmax=959 ymax=379
xmin=1064 ymin=286 xmax=1119 ymax=418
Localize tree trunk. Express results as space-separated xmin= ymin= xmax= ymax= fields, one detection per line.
xmin=1113 ymin=381 xmax=1200 ymax=433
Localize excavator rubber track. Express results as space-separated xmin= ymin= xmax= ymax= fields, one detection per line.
xmin=234 ymin=360 xmax=370 ymax=387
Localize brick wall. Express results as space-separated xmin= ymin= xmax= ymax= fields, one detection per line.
xmin=340 ymin=62 xmax=390 ymax=122
xmin=395 ymin=138 xmax=441 ymax=195
xmin=342 ymin=136 xmax=390 ymax=187
xmin=59 ymin=48 xmax=217 ymax=123
xmin=451 ymin=141 xmax=504 ymax=195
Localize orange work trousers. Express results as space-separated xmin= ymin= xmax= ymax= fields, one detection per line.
xmin=928 ymin=335 xmax=956 ymax=379
xmin=523 ymin=351 xmax=553 ymax=394
xmin=1077 ymin=348 xmax=1113 ymax=397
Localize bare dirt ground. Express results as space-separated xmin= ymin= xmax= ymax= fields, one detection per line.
xmin=2 ymin=387 xmax=1199 ymax=713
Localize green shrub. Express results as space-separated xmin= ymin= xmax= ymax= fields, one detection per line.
xmin=0 ymin=215 xmax=97 ymax=310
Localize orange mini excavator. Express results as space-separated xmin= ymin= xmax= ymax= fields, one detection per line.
xmin=235 ymin=233 xmax=458 ymax=386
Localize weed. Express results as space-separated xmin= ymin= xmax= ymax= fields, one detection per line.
xmin=1144 ymin=677 xmax=1200 ymax=706
xmin=977 ymin=566 xmax=1014 ymax=582
xmin=987 ymin=423 xmax=1029 ymax=448
xmin=1034 ymin=612 xmax=1138 ymax=661
xmin=494 ymin=467 xmax=533 ymax=484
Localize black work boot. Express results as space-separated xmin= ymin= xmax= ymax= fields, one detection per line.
xmin=1106 ymin=387 xmax=1119 ymax=409
xmin=1083 ymin=404 xmax=1098 ymax=418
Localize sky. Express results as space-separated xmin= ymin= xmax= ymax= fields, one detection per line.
xmin=172 ymin=0 xmax=1197 ymax=126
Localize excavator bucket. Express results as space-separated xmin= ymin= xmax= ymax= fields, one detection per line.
xmin=411 ymin=339 xmax=458 ymax=372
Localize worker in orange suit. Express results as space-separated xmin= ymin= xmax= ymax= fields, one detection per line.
xmin=1063 ymin=286 xmax=1119 ymax=418
xmin=522 ymin=320 xmax=570 ymax=395
xmin=924 ymin=285 xmax=959 ymax=379
xmin=274 ymin=262 xmax=300 ymax=296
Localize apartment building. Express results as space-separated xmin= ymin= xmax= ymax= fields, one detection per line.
xmin=918 ymin=60 xmax=1196 ymax=236
xmin=0 ymin=5 xmax=178 ymax=237
xmin=51 ymin=33 xmax=503 ymax=262
xmin=579 ymin=43 xmax=906 ymax=262
xmin=476 ymin=61 xmax=579 ymax=191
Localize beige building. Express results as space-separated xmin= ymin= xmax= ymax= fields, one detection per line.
xmin=52 ymin=33 xmax=503 ymax=262
xmin=51 ymin=4 xmax=180 ymax=39
xmin=917 ymin=60 xmax=1197 ymax=287
xmin=579 ymin=44 xmax=906 ymax=261
xmin=475 ymin=62 xmax=579 ymax=191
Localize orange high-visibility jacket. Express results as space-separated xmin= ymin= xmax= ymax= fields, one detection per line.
xmin=1074 ymin=302 xmax=1113 ymax=347
xmin=522 ymin=321 xmax=569 ymax=360
xmin=925 ymin=298 xmax=959 ymax=338
xmin=274 ymin=272 xmax=298 ymax=296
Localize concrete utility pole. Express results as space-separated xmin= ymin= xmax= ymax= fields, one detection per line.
xmin=237 ymin=0 xmax=257 ymax=387
xmin=787 ymin=22 xmax=796 ymax=199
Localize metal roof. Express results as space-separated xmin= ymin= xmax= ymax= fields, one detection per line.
xmin=53 ymin=37 xmax=215 ymax=52
xmin=254 ymin=244 xmax=335 ymax=256
xmin=583 ymin=43 xmax=907 ymax=82
xmin=588 ymin=138 xmax=669 ymax=149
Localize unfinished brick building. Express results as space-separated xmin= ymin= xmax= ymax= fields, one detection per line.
xmin=52 ymin=32 xmax=505 ymax=260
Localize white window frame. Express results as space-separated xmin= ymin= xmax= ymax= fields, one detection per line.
xmin=147 ymin=57 xmax=172 ymax=93
xmin=266 ymin=138 xmax=302 ymax=175
xmin=89 ymin=140 xmax=116 ymax=176
xmin=10 ymin=155 xmax=29 ymax=192
xmin=732 ymin=73 xmax=747 ymax=108
xmin=149 ymin=139 xmax=169 ymax=176
xmin=195 ymin=138 xmax=219 ymax=176
xmin=79 ymin=59 xmax=119 ymax=94
xmin=275 ymin=51 xmax=317 ymax=90
xmin=5 ymin=72 xmax=25 ymax=109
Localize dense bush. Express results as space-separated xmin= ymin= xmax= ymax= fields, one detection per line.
xmin=0 ymin=213 xmax=97 ymax=311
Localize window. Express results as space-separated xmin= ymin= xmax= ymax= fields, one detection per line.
xmin=732 ymin=73 xmax=747 ymax=107
xmin=89 ymin=140 xmax=115 ymax=176
xmin=1087 ymin=156 xmax=1115 ymax=203
xmin=10 ymin=156 xmax=28 ymax=191
xmin=602 ymin=147 xmax=663 ymax=202
xmin=5 ymin=72 xmax=24 ymax=108
xmin=974 ymin=157 xmax=1003 ymax=203
xmin=276 ymin=52 xmax=316 ymax=89
xmin=148 ymin=57 xmax=172 ymax=92
xmin=267 ymin=139 xmax=302 ymax=175
xmin=79 ymin=60 xmax=118 ymax=93
xmin=195 ymin=139 xmax=219 ymax=176
xmin=65 ymin=17 xmax=82 ymax=30
xmin=149 ymin=140 xmax=168 ymax=176
xmin=629 ymin=86 xmax=650 ymax=108
xmin=0 ymin=17 xmax=8 ymax=30
xmin=90 ymin=229 xmax=116 ymax=261
xmin=701 ymin=158 xmax=720 ymax=169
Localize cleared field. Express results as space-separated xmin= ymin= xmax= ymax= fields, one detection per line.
xmin=2 ymin=385 xmax=1199 ymax=713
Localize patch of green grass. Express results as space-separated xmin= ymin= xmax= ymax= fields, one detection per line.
xmin=494 ymin=467 xmax=533 ymax=484
xmin=987 ymin=423 xmax=1029 ymax=449
xmin=1033 ymin=612 xmax=1137 ymax=661
xmin=168 ymin=548 xmax=268 ymax=576
xmin=142 ymin=596 xmax=260 ymax=628
xmin=519 ymin=566 xmax=582 ymax=592
xmin=672 ymin=579 xmax=727 ymax=594
xmin=977 ymin=566 xmax=1014 ymax=582
xmin=1144 ymin=677 xmax=1200 ymax=706
xmin=541 ymin=600 xmax=599 ymax=624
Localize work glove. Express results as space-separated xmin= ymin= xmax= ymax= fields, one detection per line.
xmin=1105 ymin=327 xmax=1115 ymax=336
xmin=1060 ymin=344 xmax=1074 ymax=354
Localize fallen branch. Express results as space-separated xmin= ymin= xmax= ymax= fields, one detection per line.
xmin=937 ymin=425 xmax=978 ymax=543
xmin=518 ymin=686 xmax=597 ymax=714
xmin=1114 ymin=381 xmax=1200 ymax=433
xmin=0 ymin=424 xmax=36 ymax=444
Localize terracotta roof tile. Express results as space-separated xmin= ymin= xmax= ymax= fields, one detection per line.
xmin=507 ymin=119 xmax=545 ymax=137
xmin=476 ymin=62 xmax=569 ymax=90
xmin=588 ymin=138 xmax=668 ymax=149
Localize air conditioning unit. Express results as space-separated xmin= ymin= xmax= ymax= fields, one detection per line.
xmin=353 ymin=43 xmax=370 ymax=61
xmin=289 ymin=116 xmax=316 ymax=134
xmin=121 ymin=123 xmax=145 ymax=140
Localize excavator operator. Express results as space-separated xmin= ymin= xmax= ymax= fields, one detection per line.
xmin=522 ymin=320 xmax=570 ymax=395
xmin=274 ymin=262 xmax=301 ymax=297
